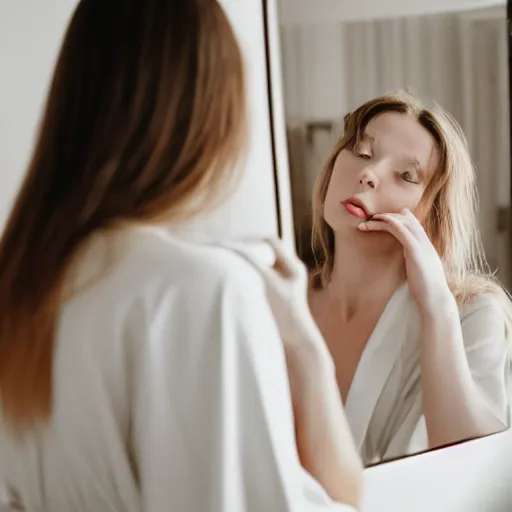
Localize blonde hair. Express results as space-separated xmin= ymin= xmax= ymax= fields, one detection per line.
xmin=311 ymin=91 xmax=512 ymax=323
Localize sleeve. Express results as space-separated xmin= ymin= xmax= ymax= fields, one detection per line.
xmin=406 ymin=294 xmax=511 ymax=455
xmin=131 ymin=254 xmax=357 ymax=512
xmin=459 ymin=294 xmax=510 ymax=425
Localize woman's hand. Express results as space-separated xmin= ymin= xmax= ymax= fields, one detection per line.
xmin=358 ymin=208 xmax=453 ymax=316
xmin=232 ymin=238 xmax=334 ymax=368
xmin=228 ymin=238 xmax=363 ymax=508
xmin=358 ymin=212 xmax=508 ymax=448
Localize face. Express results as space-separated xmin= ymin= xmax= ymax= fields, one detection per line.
xmin=323 ymin=112 xmax=439 ymax=235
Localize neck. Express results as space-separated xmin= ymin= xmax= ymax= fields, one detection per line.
xmin=323 ymin=233 xmax=406 ymax=320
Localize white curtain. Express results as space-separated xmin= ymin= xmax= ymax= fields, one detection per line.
xmin=278 ymin=0 xmax=505 ymax=25
xmin=280 ymin=7 xmax=510 ymax=283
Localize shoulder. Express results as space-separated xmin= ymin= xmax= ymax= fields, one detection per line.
xmin=119 ymin=231 xmax=283 ymax=369
xmin=459 ymin=292 xmax=511 ymax=349
xmin=460 ymin=292 xmax=507 ymax=325
xmin=114 ymin=226 xmax=268 ymax=306
xmin=455 ymin=275 xmax=511 ymax=325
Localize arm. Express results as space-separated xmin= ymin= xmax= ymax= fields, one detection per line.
xmin=231 ymin=239 xmax=363 ymax=507
xmin=420 ymin=292 xmax=509 ymax=449
xmin=359 ymin=209 xmax=509 ymax=450
xmin=132 ymin=257 xmax=361 ymax=512
xmin=287 ymin=320 xmax=364 ymax=508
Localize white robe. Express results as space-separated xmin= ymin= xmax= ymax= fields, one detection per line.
xmin=342 ymin=283 xmax=511 ymax=466
xmin=0 ymin=225 xmax=356 ymax=512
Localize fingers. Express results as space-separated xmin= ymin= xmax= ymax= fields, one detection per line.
xmin=265 ymin=238 xmax=307 ymax=280
xmin=226 ymin=238 xmax=306 ymax=286
xmin=358 ymin=210 xmax=417 ymax=249
xmin=398 ymin=208 xmax=427 ymax=239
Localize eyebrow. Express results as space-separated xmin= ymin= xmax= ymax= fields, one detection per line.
xmin=361 ymin=133 xmax=426 ymax=173
xmin=409 ymin=160 xmax=429 ymax=178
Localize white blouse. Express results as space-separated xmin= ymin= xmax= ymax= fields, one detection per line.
xmin=0 ymin=226 xmax=356 ymax=512
xmin=341 ymin=283 xmax=510 ymax=466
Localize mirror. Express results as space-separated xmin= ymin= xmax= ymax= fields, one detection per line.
xmin=277 ymin=2 xmax=512 ymax=466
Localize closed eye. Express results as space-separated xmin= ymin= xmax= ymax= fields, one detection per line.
xmin=401 ymin=170 xmax=420 ymax=184
xmin=354 ymin=150 xmax=372 ymax=160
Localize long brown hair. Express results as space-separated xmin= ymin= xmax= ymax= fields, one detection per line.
xmin=311 ymin=92 xmax=511 ymax=312
xmin=0 ymin=0 xmax=246 ymax=430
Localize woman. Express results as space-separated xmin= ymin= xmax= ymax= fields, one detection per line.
xmin=0 ymin=1 xmax=363 ymax=510
xmin=309 ymin=91 xmax=511 ymax=466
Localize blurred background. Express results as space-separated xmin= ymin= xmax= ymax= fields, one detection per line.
xmin=277 ymin=1 xmax=511 ymax=288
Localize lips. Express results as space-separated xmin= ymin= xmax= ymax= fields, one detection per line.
xmin=342 ymin=198 xmax=370 ymax=220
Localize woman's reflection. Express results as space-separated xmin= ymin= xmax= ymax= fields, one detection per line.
xmin=307 ymin=91 xmax=512 ymax=466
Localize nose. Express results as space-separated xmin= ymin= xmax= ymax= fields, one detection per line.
xmin=359 ymin=168 xmax=379 ymax=190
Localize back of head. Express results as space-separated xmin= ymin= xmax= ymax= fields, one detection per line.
xmin=0 ymin=0 xmax=246 ymax=431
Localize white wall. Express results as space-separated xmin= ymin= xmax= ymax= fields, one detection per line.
xmin=0 ymin=0 xmax=75 ymax=231
xmin=188 ymin=0 xmax=281 ymax=241
xmin=0 ymin=0 xmax=287 ymax=243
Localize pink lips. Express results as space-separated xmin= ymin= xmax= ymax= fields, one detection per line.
xmin=342 ymin=198 xmax=370 ymax=219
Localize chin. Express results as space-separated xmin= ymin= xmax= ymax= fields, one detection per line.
xmin=332 ymin=222 xmax=388 ymax=242
xmin=326 ymin=221 xmax=361 ymax=239
xmin=325 ymin=214 xmax=361 ymax=232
